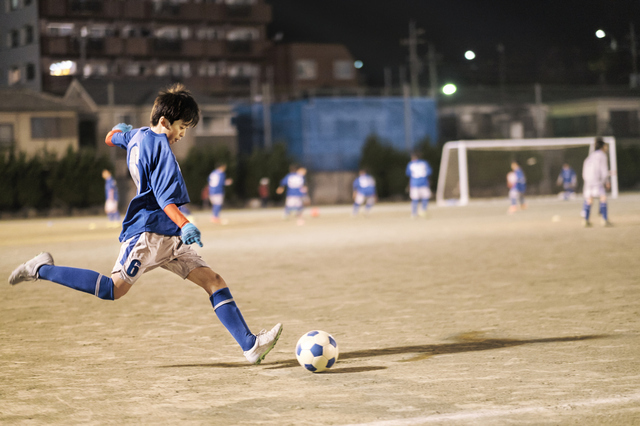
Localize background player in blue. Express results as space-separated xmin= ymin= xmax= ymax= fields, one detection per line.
xmin=276 ymin=165 xmax=307 ymax=225
xmin=102 ymin=169 xmax=120 ymax=225
xmin=406 ymin=153 xmax=432 ymax=218
xmin=556 ymin=163 xmax=577 ymax=200
xmin=508 ymin=161 xmax=527 ymax=213
xmin=352 ymin=169 xmax=377 ymax=216
xmin=8 ymin=84 xmax=282 ymax=365
xmin=208 ymin=163 xmax=233 ymax=224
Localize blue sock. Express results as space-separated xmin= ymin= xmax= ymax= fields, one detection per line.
xmin=353 ymin=203 xmax=359 ymax=215
xmin=600 ymin=202 xmax=608 ymax=220
xmin=210 ymin=288 xmax=255 ymax=351
xmin=38 ymin=265 xmax=114 ymax=300
xmin=583 ymin=201 xmax=591 ymax=220
xmin=422 ymin=199 xmax=429 ymax=211
xmin=213 ymin=204 xmax=222 ymax=218
xmin=411 ymin=200 xmax=418 ymax=216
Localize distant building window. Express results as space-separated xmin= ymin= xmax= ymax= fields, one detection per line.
xmin=8 ymin=66 xmax=21 ymax=85
xmin=226 ymin=28 xmax=259 ymax=41
xmin=9 ymin=29 xmax=20 ymax=48
xmin=24 ymin=0 xmax=32 ymax=5
xmin=295 ymin=59 xmax=317 ymax=80
xmin=47 ymin=23 xmax=74 ymax=37
xmin=9 ymin=0 xmax=20 ymax=11
xmin=333 ymin=60 xmax=354 ymax=80
xmin=82 ymin=62 xmax=109 ymax=77
xmin=49 ymin=60 xmax=77 ymax=76
xmin=24 ymin=25 xmax=34 ymax=44
xmin=31 ymin=117 xmax=75 ymax=139
xmin=0 ymin=124 xmax=14 ymax=148
xmin=26 ymin=63 xmax=35 ymax=80
xmin=198 ymin=62 xmax=226 ymax=77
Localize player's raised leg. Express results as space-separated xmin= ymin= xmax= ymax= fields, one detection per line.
xmin=8 ymin=252 xmax=131 ymax=300
xmin=186 ymin=266 xmax=282 ymax=364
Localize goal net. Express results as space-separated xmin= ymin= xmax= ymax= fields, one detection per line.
xmin=435 ymin=137 xmax=618 ymax=206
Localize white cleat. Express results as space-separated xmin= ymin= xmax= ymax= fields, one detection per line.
xmin=8 ymin=252 xmax=54 ymax=285
xmin=243 ymin=323 xmax=283 ymax=365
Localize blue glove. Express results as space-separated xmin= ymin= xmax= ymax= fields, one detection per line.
xmin=181 ymin=223 xmax=203 ymax=247
xmin=112 ymin=123 xmax=133 ymax=133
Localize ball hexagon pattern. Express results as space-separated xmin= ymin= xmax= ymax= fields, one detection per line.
xmin=295 ymin=330 xmax=339 ymax=373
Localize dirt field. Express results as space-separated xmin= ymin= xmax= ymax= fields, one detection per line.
xmin=1 ymin=194 xmax=639 ymax=425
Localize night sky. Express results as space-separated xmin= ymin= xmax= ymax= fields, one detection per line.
xmin=265 ymin=0 xmax=640 ymax=87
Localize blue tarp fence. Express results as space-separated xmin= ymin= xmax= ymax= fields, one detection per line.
xmin=235 ymin=96 xmax=438 ymax=171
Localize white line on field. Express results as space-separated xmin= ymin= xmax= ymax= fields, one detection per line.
xmin=341 ymin=392 xmax=640 ymax=425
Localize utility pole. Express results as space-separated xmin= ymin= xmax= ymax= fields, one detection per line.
xmin=630 ymin=23 xmax=638 ymax=88
xmin=401 ymin=20 xmax=424 ymax=97
xmin=427 ymin=42 xmax=438 ymax=98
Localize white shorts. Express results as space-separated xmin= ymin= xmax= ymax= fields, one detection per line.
xmin=410 ymin=186 xmax=431 ymax=201
xmin=285 ymin=196 xmax=304 ymax=209
xmin=583 ymin=184 xmax=606 ymax=199
xmin=105 ymin=199 xmax=118 ymax=214
xmin=209 ymin=194 xmax=224 ymax=206
xmin=112 ymin=232 xmax=209 ymax=285
xmin=354 ymin=193 xmax=375 ymax=205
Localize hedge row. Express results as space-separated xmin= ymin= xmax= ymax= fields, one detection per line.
xmin=0 ymin=148 xmax=112 ymax=212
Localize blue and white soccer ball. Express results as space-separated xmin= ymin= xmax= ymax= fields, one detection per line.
xmin=295 ymin=330 xmax=339 ymax=373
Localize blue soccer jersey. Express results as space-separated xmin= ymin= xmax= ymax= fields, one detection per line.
xmin=514 ymin=168 xmax=527 ymax=192
xmin=104 ymin=176 xmax=118 ymax=201
xmin=208 ymin=170 xmax=226 ymax=195
xmin=406 ymin=159 xmax=431 ymax=188
xmin=353 ymin=174 xmax=376 ymax=196
xmin=280 ymin=172 xmax=306 ymax=197
xmin=109 ymin=127 xmax=190 ymax=242
xmin=559 ymin=168 xmax=576 ymax=187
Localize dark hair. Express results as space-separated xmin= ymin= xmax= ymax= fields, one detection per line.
xmin=150 ymin=83 xmax=200 ymax=127
xmin=595 ymin=137 xmax=605 ymax=151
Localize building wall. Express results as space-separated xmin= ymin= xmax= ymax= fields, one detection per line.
xmin=0 ymin=110 xmax=78 ymax=156
xmin=0 ymin=0 xmax=41 ymax=90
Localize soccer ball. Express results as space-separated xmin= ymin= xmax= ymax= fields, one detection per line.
xmin=295 ymin=330 xmax=339 ymax=373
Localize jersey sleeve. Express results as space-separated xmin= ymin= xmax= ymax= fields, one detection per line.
xmin=280 ymin=176 xmax=288 ymax=187
xmin=150 ymin=139 xmax=190 ymax=209
xmin=105 ymin=128 xmax=139 ymax=150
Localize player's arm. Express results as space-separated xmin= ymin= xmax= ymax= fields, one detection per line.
xmin=163 ymin=203 xmax=202 ymax=247
xmin=105 ymin=123 xmax=134 ymax=149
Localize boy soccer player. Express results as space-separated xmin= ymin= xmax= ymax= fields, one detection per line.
xmin=507 ymin=161 xmax=527 ymax=213
xmin=557 ymin=163 xmax=577 ymax=200
xmin=102 ymin=169 xmax=120 ymax=225
xmin=352 ymin=169 xmax=377 ymax=216
xmin=276 ymin=165 xmax=307 ymax=225
xmin=405 ymin=153 xmax=432 ymax=218
xmin=208 ymin=163 xmax=233 ymax=224
xmin=581 ymin=138 xmax=611 ymax=227
xmin=8 ymin=84 xmax=282 ymax=365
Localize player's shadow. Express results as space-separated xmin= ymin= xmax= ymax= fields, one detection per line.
xmin=160 ymin=332 xmax=609 ymax=372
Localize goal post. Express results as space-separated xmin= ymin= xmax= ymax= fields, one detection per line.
xmin=436 ymin=137 xmax=618 ymax=206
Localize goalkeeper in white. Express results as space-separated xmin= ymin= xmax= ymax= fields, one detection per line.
xmin=581 ymin=138 xmax=611 ymax=227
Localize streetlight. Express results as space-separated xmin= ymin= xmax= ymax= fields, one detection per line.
xmin=442 ymin=83 xmax=457 ymax=95
xmin=354 ymin=60 xmax=363 ymax=69
xmin=464 ymin=50 xmax=476 ymax=60
xmin=595 ymin=29 xmax=606 ymax=39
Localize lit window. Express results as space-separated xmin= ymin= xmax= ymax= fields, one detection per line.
xmin=295 ymin=60 xmax=317 ymax=80
xmin=333 ymin=60 xmax=354 ymax=80
xmin=49 ymin=60 xmax=77 ymax=76
xmin=8 ymin=66 xmax=21 ymax=85
xmin=226 ymin=28 xmax=258 ymax=41
xmin=47 ymin=23 xmax=74 ymax=37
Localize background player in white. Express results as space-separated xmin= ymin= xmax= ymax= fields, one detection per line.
xmin=508 ymin=161 xmax=527 ymax=213
xmin=581 ymin=138 xmax=611 ymax=227
xmin=352 ymin=169 xmax=377 ymax=216
xmin=276 ymin=165 xmax=307 ymax=225
xmin=208 ymin=163 xmax=233 ymax=224
xmin=102 ymin=169 xmax=120 ymax=226
xmin=557 ymin=163 xmax=577 ymax=200
xmin=406 ymin=153 xmax=432 ymax=218
xmin=8 ymin=84 xmax=282 ymax=365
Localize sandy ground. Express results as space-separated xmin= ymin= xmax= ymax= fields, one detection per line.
xmin=1 ymin=195 xmax=639 ymax=425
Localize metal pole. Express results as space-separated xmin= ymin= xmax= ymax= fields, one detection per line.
xmin=262 ymin=82 xmax=272 ymax=149
xmin=403 ymin=83 xmax=413 ymax=151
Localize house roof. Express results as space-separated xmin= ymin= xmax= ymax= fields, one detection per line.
xmin=0 ymin=88 xmax=79 ymax=112
xmin=68 ymin=79 xmax=226 ymax=106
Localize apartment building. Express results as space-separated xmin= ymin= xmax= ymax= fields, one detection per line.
xmin=0 ymin=0 xmax=272 ymax=95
